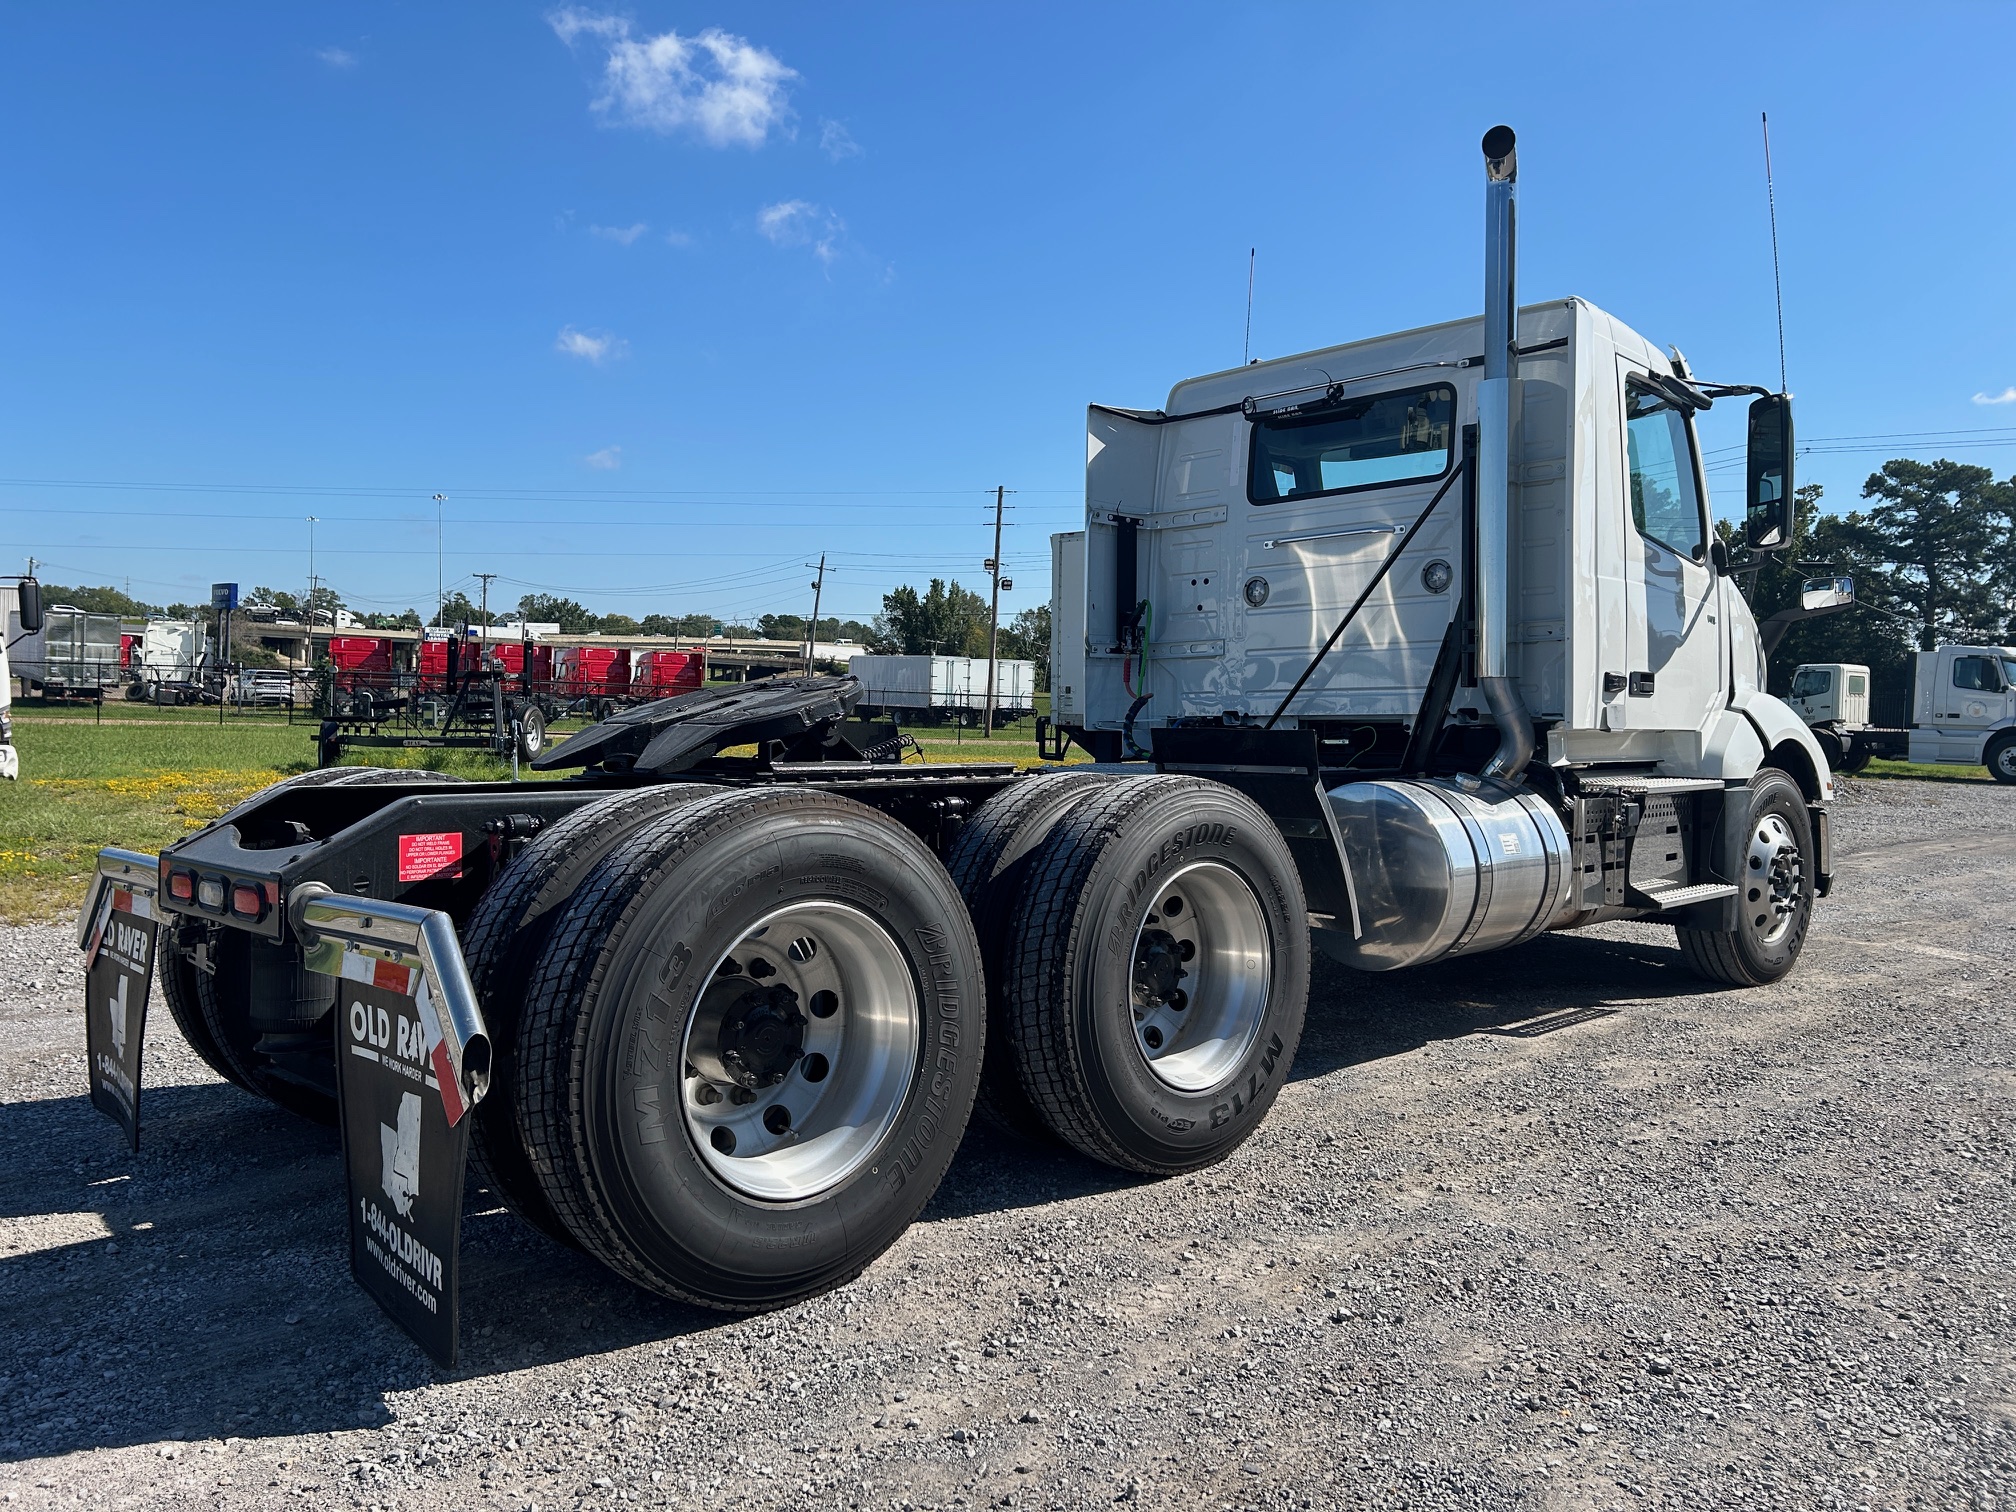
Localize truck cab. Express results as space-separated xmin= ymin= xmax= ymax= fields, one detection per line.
xmin=1908 ymin=644 xmax=2016 ymax=769
xmin=1787 ymin=662 xmax=1870 ymax=728
xmin=1052 ymin=296 xmax=1828 ymax=806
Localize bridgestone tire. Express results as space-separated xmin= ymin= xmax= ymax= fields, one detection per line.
xmin=944 ymin=770 xmax=1118 ymax=1140
xmin=516 ymin=788 xmax=985 ymax=1310
xmin=1987 ymin=733 xmax=2016 ymax=786
xmin=460 ymin=783 xmax=723 ymax=1245
xmin=1677 ymin=769 xmax=1816 ymax=987
xmin=158 ymin=923 xmax=258 ymax=1094
xmin=1005 ymin=775 xmax=1310 ymax=1175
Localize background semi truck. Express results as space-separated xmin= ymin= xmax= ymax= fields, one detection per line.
xmin=0 ymin=577 xmax=42 ymax=778
xmin=1789 ymin=646 xmax=2016 ymax=780
xmin=79 ymin=129 xmax=1839 ymax=1362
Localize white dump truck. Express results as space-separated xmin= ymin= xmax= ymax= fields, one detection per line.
xmin=75 ymin=129 xmax=1835 ymax=1368
xmin=1789 ymin=646 xmax=2016 ymax=781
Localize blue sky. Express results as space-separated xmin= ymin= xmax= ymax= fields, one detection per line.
xmin=3 ymin=4 xmax=2011 ymax=625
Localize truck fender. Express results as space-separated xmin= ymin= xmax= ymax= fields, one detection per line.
xmin=1730 ymin=689 xmax=1835 ymax=803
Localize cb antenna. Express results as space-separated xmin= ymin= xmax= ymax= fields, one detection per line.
xmin=1761 ymin=111 xmax=1787 ymax=392
xmin=1242 ymin=247 xmax=1255 ymax=365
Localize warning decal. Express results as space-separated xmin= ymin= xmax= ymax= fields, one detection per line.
xmin=397 ymin=831 xmax=464 ymax=882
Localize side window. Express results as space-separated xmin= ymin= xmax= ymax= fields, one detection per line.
xmin=1847 ymin=673 xmax=1868 ymax=697
xmin=1789 ymin=667 xmax=1831 ymax=700
xmin=1953 ymin=655 xmax=2003 ymax=692
xmin=1624 ymin=384 xmax=1706 ymax=560
xmin=1247 ymin=384 xmax=1455 ymax=505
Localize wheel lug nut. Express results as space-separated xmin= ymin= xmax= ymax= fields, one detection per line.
xmin=729 ymin=1087 xmax=756 ymax=1106
xmin=695 ymin=1084 xmax=722 ymax=1106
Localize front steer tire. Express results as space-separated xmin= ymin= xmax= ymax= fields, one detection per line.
xmin=1005 ymin=775 xmax=1310 ymax=1175
xmin=515 ymin=788 xmax=986 ymax=1310
xmin=1677 ymin=768 xmax=1816 ymax=987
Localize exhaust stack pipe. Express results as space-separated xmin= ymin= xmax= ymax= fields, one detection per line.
xmin=1476 ymin=124 xmax=1533 ymax=781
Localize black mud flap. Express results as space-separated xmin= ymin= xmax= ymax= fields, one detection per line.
xmin=83 ymin=885 xmax=157 ymax=1151
xmin=329 ymin=954 xmax=474 ymax=1368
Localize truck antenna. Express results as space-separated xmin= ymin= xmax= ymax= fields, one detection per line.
xmin=1243 ymin=248 xmax=1255 ymax=365
xmin=1762 ymin=111 xmax=1788 ymax=393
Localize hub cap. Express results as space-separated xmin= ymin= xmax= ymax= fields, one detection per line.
xmin=681 ymin=902 xmax=919 ymax=1201
xmin=1745 ymin=812 xmax=1804 ymax=946
xmin=1128 ymin=861 xmax=1271 ymax=1093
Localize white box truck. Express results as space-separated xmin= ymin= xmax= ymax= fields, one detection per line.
xmin=1789 ymin=646 xmax=2016 ymax=780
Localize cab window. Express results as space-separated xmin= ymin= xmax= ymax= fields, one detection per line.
xmin=1247 ymin=384 xmax=1454 ymax=505
xmin=1953 ymin=655 xmax=2005 ymax=692
xmin=1624 ymin=383 xmax=1706 ymax=560
xmin=1788 ymin=667 xmax=1831 ymax=700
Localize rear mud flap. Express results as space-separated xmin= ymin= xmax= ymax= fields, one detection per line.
xmin=300 ymin=893 xmax=492 ymax=1368
xmin=79 ymin=851 xmax=163 ymax=1151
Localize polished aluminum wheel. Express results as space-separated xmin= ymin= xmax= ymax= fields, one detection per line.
xmin=1745 ymin=812 xmax=1804 ymax=946
xmin=1128 ymin=860 xmax=1271 ymax=1093
xmin=680 ymin=901 xmax=920 ymax=1202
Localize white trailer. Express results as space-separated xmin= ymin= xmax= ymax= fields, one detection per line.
xmin=1790 ymin=646 xmax=2016 ymax=781
xmin=13 ymin=605 xmax=122 ymax=698
xmin=848 ymin=654 xmax=1035 ymax=721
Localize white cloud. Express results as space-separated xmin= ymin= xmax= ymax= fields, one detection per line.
xmin=664 ymin=229 xmax=694 ymax=248
xmin=548 ymin=9 xmax=795 ymax=148
xmin=317 ymin=46 xmax=357 ymax=68
xmin=1972 ymin=387 xmax=2016 ymax=405
xmin=584 ymin=445 xmax=623 ymax=470
xmin=555 ymin=325 xmax=626 ymax=363
xmin=757 ymin=199 xmax=844 ymax=264
xmin=589 ymin=222 xmax=647 ymax=245
xmin=819 ymin=119 xmax=860 ymax=161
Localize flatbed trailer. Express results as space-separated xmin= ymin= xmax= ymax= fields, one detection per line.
xmin=78 ymin=129 xmax=1839 ymax=1366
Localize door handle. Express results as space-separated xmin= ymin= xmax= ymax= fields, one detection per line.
xmin=1628 ymin=671 xmax=1655 ymax=697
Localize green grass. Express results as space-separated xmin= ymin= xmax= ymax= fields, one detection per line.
xmin=1853 ymin=757 xmax=1992 ymax=784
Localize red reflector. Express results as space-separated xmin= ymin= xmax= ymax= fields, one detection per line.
xmin=229 ymin=883 xmax=265 ymax=919
xmin=167 ymin=869 xmax=196 ymax=902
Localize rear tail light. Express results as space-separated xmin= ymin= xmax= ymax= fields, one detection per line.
xmin=229 ymin=883 xmax=266 ymax=920
xmin=196 ymin=876 xmax=226 ymax=911
xmin=166 ymin=868 xmax=196 ymax=902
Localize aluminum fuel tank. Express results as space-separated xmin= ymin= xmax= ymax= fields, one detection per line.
xmin=1320 ymin=775 xmax=1574 ymax=972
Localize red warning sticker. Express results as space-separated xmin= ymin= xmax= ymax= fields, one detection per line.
xmin=397 ymin=831 xmax=464 ymax=882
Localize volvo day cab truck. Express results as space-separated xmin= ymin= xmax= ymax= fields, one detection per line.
xmin=75 ymin=129 xmax=1833 ymax=1366
xmin=1789 ymin=647 xmax=2016 ymax=781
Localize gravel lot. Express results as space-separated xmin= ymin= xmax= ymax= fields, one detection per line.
xmin=1 ymin=775 xmax=2012 ymax=1511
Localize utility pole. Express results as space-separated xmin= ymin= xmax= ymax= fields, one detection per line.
xmin=305 ymin=516 xmax=319 ymax=627
xmin=432 ymin=494 xmax=446 ymax=627
xmin=804 ymin=555 xmax=826 ymax=673
xmin=982 ymin=485 xmax=1011 ymax=736
xmin=474 ymin=572 xmax=498 ymax=631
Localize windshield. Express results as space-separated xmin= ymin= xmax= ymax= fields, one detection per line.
xmin=1788 ymin=667 xmax=1831 ymax=700
xmin=2005 ymin=659 xmax=2016 ymax=690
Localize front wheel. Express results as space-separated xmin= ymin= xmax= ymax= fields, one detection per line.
xmin=1677 ymin=768 xmax=1815 ymax=986
xmin=515 ymin=788 xmax=985 ymax=1310
xmin=1985 ymin=733 xmax=2016 ymax=786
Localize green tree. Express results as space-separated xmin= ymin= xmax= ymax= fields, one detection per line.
xmin=1844 ymin=459 xmax=2011 ymax=650
xmin=433 ymin=590 xmax=481 ymax=629
xmin=758 ymin=612 xmax=806 ymax=642
xmin=873 ymin=579 xmax=989 ymax=656
xmin=362 ymin=609 xmax=423 ymax=630
xmin=38 ymin=584 xmax=161 ymax=616
xmin=596 ymin=612 xmax=641 ymax=635
xmin=516 ymin=594 xmax=596 ymax=632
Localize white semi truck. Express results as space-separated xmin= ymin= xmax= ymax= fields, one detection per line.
xmin=74 ymin=129 xmax=1836 ymax=1367
xmin=1789 ymin=646 xmax=2016 ymax=781
xmin=0 ymin=578 xmax=43 ymax=778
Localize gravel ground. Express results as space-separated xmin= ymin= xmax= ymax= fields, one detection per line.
xmin=1 ymin=774 xmax=2012 ymax=1511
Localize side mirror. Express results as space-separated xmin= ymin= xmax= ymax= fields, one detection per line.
xmin=1799 ymin=575 xmax=1853 ymax=612
xmin=16 ymin=577 xmax=42 ymax=634
xmin=1745 ymin=394 xmax=1795 ymax=551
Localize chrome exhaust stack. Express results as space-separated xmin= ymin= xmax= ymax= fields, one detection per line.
xmin=1476 ymin=124 xmax=1534 ymax=781
xmin=1319 ymin=126 xmax=1571 ymax=973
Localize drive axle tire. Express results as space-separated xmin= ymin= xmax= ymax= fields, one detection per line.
xmin=1005 ymin=775 xmax=1309 ymax=1175
xmin=158 ymin=923 xmax=258 ymax=1094
xmin=516 ymin=788 xmax=985 ymax=1310
xmin=460 ymin=783 xmax=723 ymax=1246
xmin=1987 ymin=733 xmax=2016 ymax=786
xmin=1677 ymin=768 xmax=1815 ymax=986
xmin=944 ymin=770 xmax=1117 ymax=1140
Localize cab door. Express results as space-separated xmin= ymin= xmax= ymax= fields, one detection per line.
xmin=1616 ymin=365 xmax=1724 ymax=734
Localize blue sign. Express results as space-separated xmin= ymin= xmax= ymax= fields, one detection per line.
xmin=211 ymin=583 xmax=239 ymax=612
